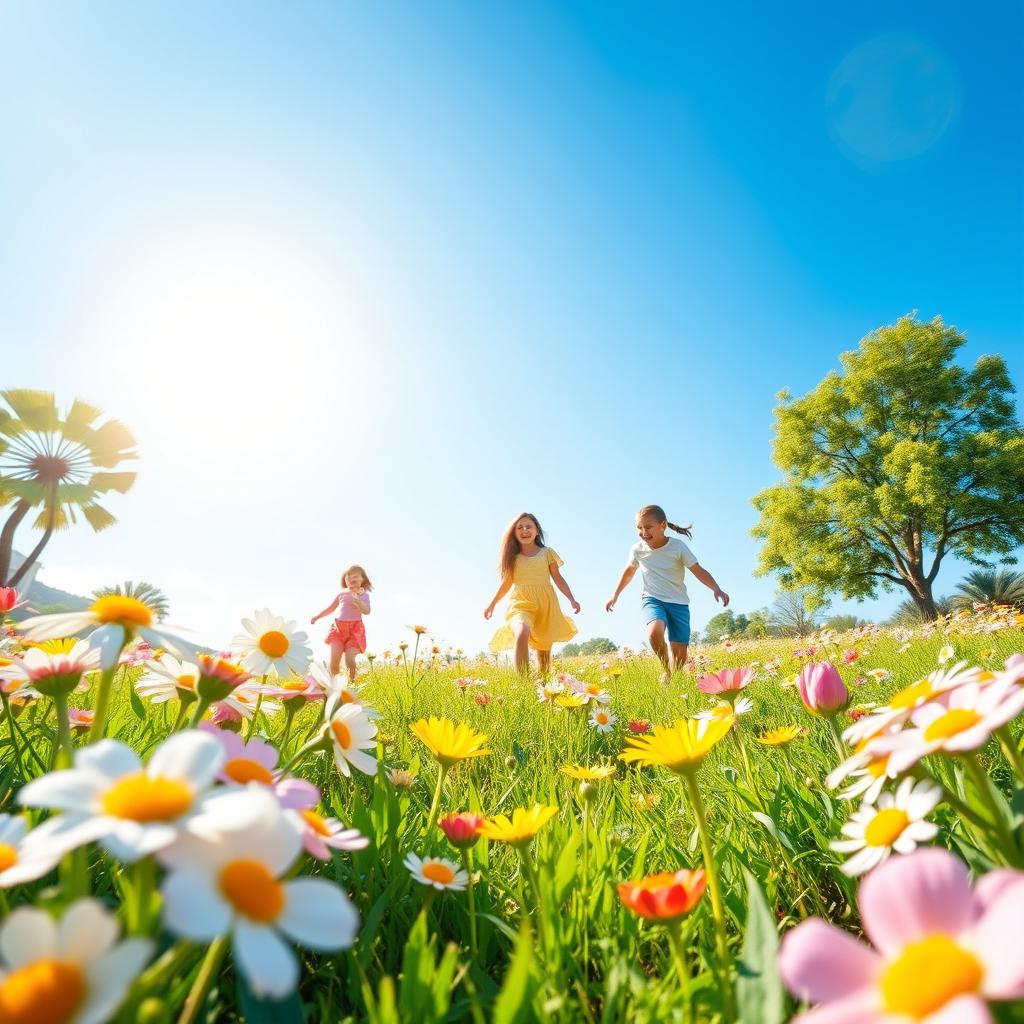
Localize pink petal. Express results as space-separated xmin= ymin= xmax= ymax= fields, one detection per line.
xmin=793 ymin=993 xmax=886 ymax=1024
xmin=859 ymin=849 xmax=974 ymax=957
xmin=973 ymin=869 xmax=1024 ymax=914
xmin=972 ymin=875 xmax=1024 ymax=998
xmin=780 ymin=919 xmax=882 ymax=1004
xmin=924 ymin=994 xmax=991 ymax=1024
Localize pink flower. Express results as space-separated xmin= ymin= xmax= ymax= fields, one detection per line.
xmin=779 ymin=848 xmax=1024 ymax=1022
xmin=0 ymin=588 xmax=25 ymax=613
xmin=628 ymin=720 xmax=651 ymax=735
xmin=438 ymin=812 xmax=484 ymax=849
xmin=797 ymin=662 xmax=849 ymax=715
xmin=473 ymin=692 xmax=491 ymax=707
xmin=289 ymin=805 xmax=369 ymax=860
xmin=68 ymin=707 xmax=94 ymax=730
xmin=697 ymin=667 xmax=754 ymax=702
xmin=842 ymin=649 xmax=861 ymax=664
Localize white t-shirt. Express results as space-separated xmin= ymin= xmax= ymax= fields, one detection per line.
xmin=629 ymin=537 xmax=698 ymax=604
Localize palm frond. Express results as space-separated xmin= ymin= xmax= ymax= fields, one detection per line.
xmin=1 ymin=389 xmax=59 ymax=431
xmin=89 ymin=419 xmax=139 ymax=467
xmin=89 ymin=471 xmax=137 ymax=494
xmin=81 ymin=503 xmax=117 ymax=532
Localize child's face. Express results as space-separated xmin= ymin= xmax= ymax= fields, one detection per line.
xmin=636 ymin=515 xmax=666 ymax=544
xmin=515 ymin=517 xmax=538 ymax=545
xmin=345 ymin=572 xmax=364 ymax=590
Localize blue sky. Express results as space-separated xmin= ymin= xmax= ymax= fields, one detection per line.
xmin=1 ymin=2 xmax=1021 ymax=655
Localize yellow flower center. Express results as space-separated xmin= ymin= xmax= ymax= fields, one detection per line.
xmin=301 ymin=810 xmax=331 ymax=836
xmin=867 ymin=755 xmax=890 ymax=778
xmin=90 ymin=595 xmax=153 ymax=627
xmin=332 ymin=720 xmax=352 ymax=749
xmin=224 ymin=758 xmax=274 ymax=785
xmin=422 ymin=861 xmax=456 ymax=885
xmin=881 ymin=935 xmax=984 ymax=1017
xmin=176 ymin=674 xmax=195 ymax=690
xmin=0 ymin=843 xmax=17 ymax=872
xmin=586 ymin=684 xmax=600 ymax=695
xmin=924 ymin=709 xmax=983 ymax=743
xmin=282 ymin=680 xmax=307 ymax=690
xmin=890 ymin=679 xmax=935 ymax=709
xmin=258 ymin=630 xmax=289 ymax=658
xmin=102 ymin=773 xmax=192 ymax=822
xmin=0 ymin=959 xmax=85 ymax=1024
xmin=864 ymin=808 xmax=910 ymax=846
xmin=219 ymin=858 xmax=285 ymax=923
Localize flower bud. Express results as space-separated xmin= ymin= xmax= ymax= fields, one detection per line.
xmin=579 ymin=781 xmax=598 ymax=803
xmin=797 ymin=661 xmax=849 ymax=715
xmin=438 ymin=812 xmax=484 ymax=849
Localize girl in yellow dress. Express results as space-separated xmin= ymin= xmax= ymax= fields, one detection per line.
xmin=484 ymin=512 xmax=580 ymax=675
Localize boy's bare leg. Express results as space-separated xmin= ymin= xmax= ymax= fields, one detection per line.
xmin=670 ymin=642 xmax=688 ymax=677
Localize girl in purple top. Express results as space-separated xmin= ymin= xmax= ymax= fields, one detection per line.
xmin=311 ymin=565 xmax=372 ymax=680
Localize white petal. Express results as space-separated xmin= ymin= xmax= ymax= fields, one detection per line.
xmin=0 ymin=907 xmax=57 ymax=967
xmin=18 ymin=772 xmax=103 ymax=813
xmin=0 ymin=815 xmax=27 ymax=845
xmin=161 ymin=868 xmax=232 ymax=940
xmin=19 ymin=611 xmax=94 ymax=640
xmin=57 ymin=898 xmax=119 ymax=962
xmin=79 ymin=939 xmax=154 ymax=1024
xmin=76 ymin=739 xmax=141 ymax=780
xmin=94 ymin=624 xmax=128 ymax=669
xmin=102 ymin=821 xmax=180 ymax=863
xmin=147 ymin=730 xmax=224 ymax=788
xmin=233 ymin=921 xmax=298 ymax=998
xmin=278 ymin=879 xmax=358 ymax=951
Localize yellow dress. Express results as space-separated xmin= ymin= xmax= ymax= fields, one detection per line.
xmin=489 ymin=548 xmax=578 ymax=653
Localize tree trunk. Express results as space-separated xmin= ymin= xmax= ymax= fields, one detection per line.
xmin=0 ymin=499 xmax=32 ymax=586
xmin=904 ymin=577 xmax=938 ymax=620
xmin=8 ymin=498 xmax=57 ymax=590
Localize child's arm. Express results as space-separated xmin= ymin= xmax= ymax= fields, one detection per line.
xmin=605 ymin=564 xmax=637 ymax=612
xmin=484 ymin=577 xmax=512 ymax=620
xmin=351 ymin=589 xmax=370 ymax=615
xmin=689 ymin=564 xmax=729 ymax=606
xmin=549 ymin=564 xmax=581 ymax=614
xmin=311 ymin=596 xmax=341 ymax=625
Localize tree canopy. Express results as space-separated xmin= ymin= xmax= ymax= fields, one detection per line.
xmin=752 ymin=315 xmax=1024 ymax=619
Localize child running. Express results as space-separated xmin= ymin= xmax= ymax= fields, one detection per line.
xmin=311 ymin=565 xmax=372 ymax=681
xmin=485 ymin=512 xmax=580 ymax=675
xmin=605 ymin=505 xmax=729 ymax=683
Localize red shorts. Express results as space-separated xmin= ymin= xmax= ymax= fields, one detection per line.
xmin=326 ymin=618 xmax=366 ymax=653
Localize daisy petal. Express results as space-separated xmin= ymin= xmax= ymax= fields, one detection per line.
xmin=79 ymin=938 xmax=154 ymax=1024
xmin=57 ymin=898 xmax=120 ymax=961
xmin=922 ymin=994 xmax=992 ymax=1024
xmin=233 ymin=920 xmax=298 ymax=999
xmin=0 ymin=907 xmax=58 ymax=968
xmin=972 ymin=875 xmax=1024 ymax=998
xmin=779 ymin=919 xmax=881 ymax=1003
xmin=161 ymin=868 xmax=232 ymax=940
xmin=147 ymin=730 xmax=223 ymax=787
xmin=278 ymin=879 xmax=358 ymax=951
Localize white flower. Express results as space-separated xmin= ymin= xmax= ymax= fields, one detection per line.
xmin=403 ymin=852 xmax=468 ymax=891
xmin=588 ymin=707 xmax=617 ymax=733
xmin=18 ymin=596 xmax=187 ymax=669
xmin=0 ymin=899 xmax=151 ymax=1024
xmin=327 ymin=703 xmax=378 ymax=777
xmin=570 ymin=679 xmax=612 ymax=705
xmin=288 ymin=807 xmax=369 ymax=861
xmin=18 ymin=731 xmax=224 ymax=862
xmin=231 ymin=609 xmax=312 ymax=676
xmin=135 ymin=654 xmax=200 ymax=704
xmin=536 ymin=680 xmax=566 ymax=703
xmin=830 ymin=778 xmax=942 ymax=876
xmin=214 ymin=682 xmax=282 ymax=722
xmin=160 ymin=787 xmax=358 ymax=998
xmin=695 ymin=697 xmax=754 ymax=721
xmin=0 ymin=640 xmax=101 ymax=699
xmin=937 ymin=643 xmax=955 ymax=665
xmin=0 ymin=813 xmax=64 ymax=888
xmin=827 ymin=745 xmax=902 ymax=803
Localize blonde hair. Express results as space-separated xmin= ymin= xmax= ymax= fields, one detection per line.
xmin=636 ymin=504 xmax=692 ymax=539
xmin=341 ymin=565 xmax=373 ymax=591
xmin=498 ymin=512 xmax=546 ymax=579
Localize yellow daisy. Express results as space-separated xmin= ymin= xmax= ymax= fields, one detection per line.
xmin=560 ymin=763 xmax=617 ymax=781
xmin=757 ymin=725 xmax=806 ymax=746
xmin=409 ymin=717 xmax=491 ymax=768
xmin=478 ymin=804 xmax=558 ymax=846
xmin=620 ymin=717 xmax=732 ymax=774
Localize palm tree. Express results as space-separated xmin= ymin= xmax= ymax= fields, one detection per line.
xmin=951 ymin=568 xmax=1024 ymax=611
xmin=887 ymin=595 xmax=955 ymax=627
xmin=93 ymin=581 xmax=170 ymax=621
xmin=0 ymin=390 xmax=138 ymax=587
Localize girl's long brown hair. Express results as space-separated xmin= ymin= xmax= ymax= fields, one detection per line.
xmin=499 ymin=512 xmax=545 ymax=579
xmin=637 ymin=504 xmax=692 ymax=539
xmin=341 ymin=565 xmax=373 ymax=591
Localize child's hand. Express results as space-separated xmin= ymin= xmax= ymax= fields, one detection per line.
xmin=483 ymin=605 xmax=494 ymax=620
xmin=605 ymin=597 xmax=616 ymax=612
xmin=570 ymin=599 xmax=581 ymax=614
xmin=714 ymin=589 xmax=730 ymax=607
xmin=310 ymin=616 xmax=318 ymax=625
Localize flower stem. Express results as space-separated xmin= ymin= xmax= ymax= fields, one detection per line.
xmin=188 ymin=697 xmax=213 ymax=729
xmin=683 ymin=772 xmax=734 ymax=1022
xmin=823 ymin=715 xmax=847 ymax=761
xmin=178 ymin=935 xmax=229 ymax=1024
xmin=52 ymin=692 xmax=74 ymax=769
xmin=1 ymin=691 xmax=26 ymax=779
xmin=996 ymin=726 xmax=1024 ymax=785
xmin=246 ymin=692 xmax=265 ymax=741
xmin=461 ymin=849 xmax=479 ymax=961
xmin=424 ymin=765 xmax=449 ymax=839
xmin=517 ymin=846 xmax=547 ymax=957
xmin=88 ymin=663 xmax=121 ymax=742
xmin=665 ymin=921 xmax=693 ymax=1024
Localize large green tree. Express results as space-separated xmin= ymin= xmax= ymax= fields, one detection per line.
xmin=752 ymin=315 xmax=1024 ymax=620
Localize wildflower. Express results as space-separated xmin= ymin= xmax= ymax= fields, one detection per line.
xmin=195 ymin=655 xmax=252 ymax=703
xmin=327 ymin=703 xmax=378 ymax=777
xmin=628 ymin=719 xmax=651 ymax=734
xmin=570 ymin=679 xmax=612 ymax=705
xmin=695 ymin=696 xmax=753 ymax=722
xmin=412 ymin=625 xmax=428 ymax=635
xmin=797 ymin=662 xmax=849 ymax=714
xmin=828 ymin=745 xmax=901 ymax=803
xmin=697 ymin=667 xmax=753 ymax=701
xmin=289 ymin=806 xmax=369 ymax=861
xmin=0 ymin=587 xmax=26 ymax=613
xmin=232 ymin=610 xmax=312 ymax=676
xmin=136 ymin=654 xmax=201 ymax=704
xmin=404 ymin=852 xmax=468 ymax=890
xmin=779 ymin=848 xmax=1024 ymax=1022
xmin=0 ymin=813 xmax=63 ymax=888
xmin=18 ymin=595 xmax=184 ymax=668
xmin=830 ymin=779 xmax=942 ymax=877
xmin=0 ymin=640 xmax=100 ymax=697
xmin=757 ymin=725 xmax=805 ymax=746
xmin=161 ymin=788 xmax=357 ymax=998
xmin=589 ymin=707 xmax=617 ymax=733
xmin=388 ymin=769 xmax=416 ymax=788
xmin=213 ymin=684 xmax=281 ymax=724
xmin=68 ymin=707 xmax=94 ymax=731
xmin=479 ymin=804 xmax=558 ymax=846
xmin=438 ymin=812 xmax=484 ymax=848
xmin=0 ymin=899 xmax=152 ymax=1024
xmin=865 ymin=668 xmax=891 ymax=683
xmin=620 ymin=717 xmax=732 ymax=774
xmin=473 ymin=692 xmax=491 ymax=707
xmin=842 ymin=649 xmax=861 ymax=664
xmin=618 ymin=869 xmax=706 ymax=922
xmin=937 ymin=643 xmax=955 ymax=665
xmin=560 ymin=763 xmax=617 ymax=781
xmin=409 ymin=717 xmax=491 ymax=768
xmin=555 ymin=692 xmax=586 ymax=710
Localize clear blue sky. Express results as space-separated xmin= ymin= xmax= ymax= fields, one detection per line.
xmin=2 ymin=2 xmax=1021 ymax=655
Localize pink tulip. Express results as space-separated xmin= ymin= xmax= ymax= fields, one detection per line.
xmin=697 ymin=667 xmax=754 ymax=700
xmin=779 ymin=848 xmax=1024 ymax=1022
xmin=797 ymin=661 xmax=849 ymax=715
xmin=0 ymin=587 xmax=23 ymax=613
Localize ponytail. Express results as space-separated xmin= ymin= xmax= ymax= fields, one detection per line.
xmin=637 ymin=504 xmax=692 ymax=539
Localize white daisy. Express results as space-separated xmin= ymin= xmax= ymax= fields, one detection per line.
xmin=135 ymin=654 xmax=200 ymax=704
xmin=0 ymin=899 xmax=151 ymax=1024
xmin=588 ymin=707 xmax=617 ymax=733
xmin=213 ymin=681 xmax=282 ymax=723
xmin=695 ymin=697 xmax=754 ymax=721
xmin=0 ymin=813 xmax=64 ymax=888
xmin=536 ymin=680 xmax=566 ymax=704
xmin=570 ymin=679 xmax=612 ymax=706
xmin=231 ymin=609 xmax=312 ymax=677
xmin=18 ymin=595 xmax=187 ymax=669
xmin=0 ymin=640 xmax=100 ymax=698
xmin=403 ymin=852 xmax=468 ymax=891
xmin=326 ymin=703 xmax=377 ymax=777
xmin=160 ymin=787 xmax=358 ymax=998
xmin=830 ymin=778 xmax=941 ymax=876
xmin=18 ymin=731 xmax=224 ymax=862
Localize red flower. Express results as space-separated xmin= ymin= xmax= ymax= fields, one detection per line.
xmin=617 ymin=869 xmax=706 ymax=922
xmin=473 ymin=692 xmax=491 ymax=706
xmin=438 ymin=812 xmax=484 ymax=849
xmin=627 ymin=719 xmax=651 ymax=734
xmin=0 ymin=588 xmax=24 ymax=613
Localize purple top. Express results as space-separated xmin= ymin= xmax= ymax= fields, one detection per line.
xmin=336 ymin=590 xmax=369 ymax=621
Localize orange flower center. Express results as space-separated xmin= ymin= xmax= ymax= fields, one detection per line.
xmin=0 ymin=843 xmax=17 ymax=872
xmin=301 ymin=810 xmax=332 ymax=836
xmin=890 ymin=679 xmax=935 ymax=709
xmin=90 ymin=595 xmax=153 ymax=628
xmin=224 ymin=758 xmax=274 ymax=785
xmin=219 ymin=859 xmax=285 ymax=923
xmin=864 ymin=808 xmax=910 ymax=846
xmin=924 ymin=709 xmax=983 ymax=743
xmin=332 ymin=720 xmax=352 ymax=749
xmin=258 ymin=631 xmax=289 ymax=658
xmin=881 ymin=935 xmax=983 ymax=1017
xmin=102 ymin=773 xmax=192 ymax=822
xmin=421 ymin=861 xmax=456 ymax=885
xmin=281 ymin=680 xmax=307 ymax=690
xmin=176 ymin=674 xmax=196 ymax=690
xmin=0 ymin=959 xmax=85 ymax=1024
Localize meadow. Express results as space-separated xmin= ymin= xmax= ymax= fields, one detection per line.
xmin=2 ymin=600 xmax=1024 ymax=1023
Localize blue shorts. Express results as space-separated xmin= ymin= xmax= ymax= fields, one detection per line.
xmin=641 ymin=597 xmax=691 ymax=644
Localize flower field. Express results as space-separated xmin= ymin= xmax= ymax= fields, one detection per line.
xmin=2 ymin=597 xmax=1024 ymax=1023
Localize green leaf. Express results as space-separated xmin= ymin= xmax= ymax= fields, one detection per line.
xmin=553 ymin=830 xmax=580 ymax=903
xmin=751 ymin=812 xmax=795 ymax=853
xmin=129 ymin=687 xmax=147 ymax=722
xmin=736 ymin=869 xmax=787 ymax=1024
xmin=492 ymin=923 xmax=538 ymax=1024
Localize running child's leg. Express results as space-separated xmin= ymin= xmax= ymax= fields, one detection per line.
xmin=670 ymin=642 xmax=688 ymax=675
xmin=511 ymin=621 xmax=531 ymax=675
xmin=343 ymin=647 xmax=358 ymax=682
xmin=329 ymin=640 xmax=344 ymax=675
xmin=536 ymin=648 xmax=551 ymax=675
xmin=646 ymin=619 xmax=671 ymax=684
